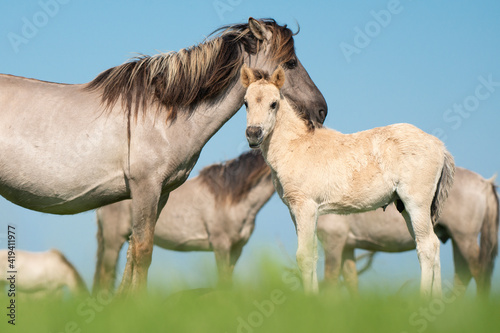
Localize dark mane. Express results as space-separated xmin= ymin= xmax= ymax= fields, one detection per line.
xmin=246 ymin=68 xmax=271 ymax=81
xmin=85 ymin=18 xmax=296 ymax=122
xmin=198 ymin=150 xmax=271 ymax=204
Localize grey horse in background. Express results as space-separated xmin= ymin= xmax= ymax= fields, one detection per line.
xmin=317 ymin=167 xmax=498 ymax=297
xmin=0 ymin=249 xmax=88 ymax=299
xmin=93 ymin=150 xmax=274 ymax=294
xmin=0 ymin=18 xmax=327 ymax=293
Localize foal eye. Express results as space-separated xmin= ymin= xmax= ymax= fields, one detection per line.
xmin=270 ymin=101 xmax=277 ymax=109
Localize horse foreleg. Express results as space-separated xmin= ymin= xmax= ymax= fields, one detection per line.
xmin=228 ymin=242 xmax=244 ymax=280
xmin=214 ymin=242 xmax=232 ymax=287
xmin=117 ymin=188 xmax=168 ymax=294
xmin=291 ymin=202 xmax=319 ymax=294
xmin=318 ymin=223 xmax=349 ymax=289
xmin=341 ymin=247 xmax=359 ymax=297
xmin=402 ymin=209 xmax=442 ymax=299
xmin=93 ymin=204 xmax=131 ymax=295
xmin=450 ymin=238 xmax=473 ymax=296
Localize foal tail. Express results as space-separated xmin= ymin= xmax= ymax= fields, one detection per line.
xmin=477 ymin=175 xmax=499 ymax=296
xmin=430 ymin=150 xmax=455 ymax=224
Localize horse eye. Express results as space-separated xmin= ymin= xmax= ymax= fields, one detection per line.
xmin=284 ymin=59 xmax=297 ymax=69
xmin=270 ymin=101 xmax=277 ymax=109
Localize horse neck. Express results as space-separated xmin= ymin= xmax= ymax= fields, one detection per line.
xmin=236 ymin=172 xmax=274 ymax=214
xmin=225 ymin=172 xmax=274 ymax=233
xmin=260 ymin=99 xmax=311 ymax=169
xmin=178 ymin=77 xmax=246 ymax=152
xmin=53 ymin=252 xmax=88 ymax=295
xmin=66 ymin=268 xmax=88 ymax=295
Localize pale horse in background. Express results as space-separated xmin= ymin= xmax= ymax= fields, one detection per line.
xmin=317 ymin=167 xmax=498 ymax=298
xmin=0 ymin=249 xmax=88 ymax=299
xmin=242 ymin=66 xmax=455 ymax=298
xmin=0 ymin=18 xmax=326 ymax=293
xmin=93 ymin=150 xmax=274 ymax=294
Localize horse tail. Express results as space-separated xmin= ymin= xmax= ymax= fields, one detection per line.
xmin=430 ymin=149 xmax=456 ymax=224
xmin=477 ymin=175 xmax=499 ymax=296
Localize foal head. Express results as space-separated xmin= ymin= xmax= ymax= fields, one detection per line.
xmin=241 ymin=66 xmax=285 ymax=148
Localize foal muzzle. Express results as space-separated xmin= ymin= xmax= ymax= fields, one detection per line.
xmin=246 ymin=126 xmax=263 ymax=148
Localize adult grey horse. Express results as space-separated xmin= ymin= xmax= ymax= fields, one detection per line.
xmin=0 ymin=18 xmax=327 ymax=293
xmin=317 ymin=167 xmax=498 ymax=298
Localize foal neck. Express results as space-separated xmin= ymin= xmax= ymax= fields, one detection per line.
xmin=262 ymin=98 xmax=312 ymax=154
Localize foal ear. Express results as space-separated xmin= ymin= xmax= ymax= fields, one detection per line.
xmin=240 ymin=64 xmax=256 ymax=88
xmin=271 ymin=67 xmax=285 ymax=89
xmin=248 ymin=17 xmax=271 ymax=41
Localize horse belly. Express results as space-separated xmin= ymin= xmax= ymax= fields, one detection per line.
xmin=153 ymin=217 xmax=211 ymax=251
xmin=0 ymin=130 xmax=129 ymax=214
xmin=0 ymin=80 xmax=130 ymax=214
xmin=0 ymin=167 xmax=129 ymax=214
xmin=346 ymin=214 xmax=416 ymax=252
xmin=154 ymin=236 xmax=211 ymax=252
xmin=319 ymin=181 xmax=396 ymax=215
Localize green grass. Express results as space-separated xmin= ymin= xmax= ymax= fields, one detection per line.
xmin=2 ymin=259 xmax=499 ymax=333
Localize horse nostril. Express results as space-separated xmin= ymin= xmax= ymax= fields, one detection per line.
xmin=318 ymin=109 xmax=327 ymax=124
xmin=246 ymin=126 xmax=262 ymax=139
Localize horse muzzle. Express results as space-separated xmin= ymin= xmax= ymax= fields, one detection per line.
xmin=246 ymin=126 xmax=263 ymax=148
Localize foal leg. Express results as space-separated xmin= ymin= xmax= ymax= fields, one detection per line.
xmin=401 ymin=207 xmax=441 ymax=298
xmin=312 ymin=233 xmax=319 ymax=289
xmin=291 ymin=202 xmax=319 ymax=294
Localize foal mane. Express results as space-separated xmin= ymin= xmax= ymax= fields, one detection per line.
xmin=199 ymin=150 xmax=271 ymax=205
xmin=86 ymin=18 xmax=295 ymax=122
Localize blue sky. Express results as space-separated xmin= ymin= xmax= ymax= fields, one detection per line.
xmin=1 ymin=0 xmax=499 ymax=294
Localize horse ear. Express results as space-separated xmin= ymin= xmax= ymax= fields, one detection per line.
xmin=240 ymin=64 xmax=255 ymax=88
xmin=248 ymin=17 xmax=271 ymax=41
xmin=271 ymin=67 xmax=285 ymax=89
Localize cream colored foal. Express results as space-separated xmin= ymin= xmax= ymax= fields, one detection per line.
xmin=241 ymin=65 xmax=455 ymax=298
